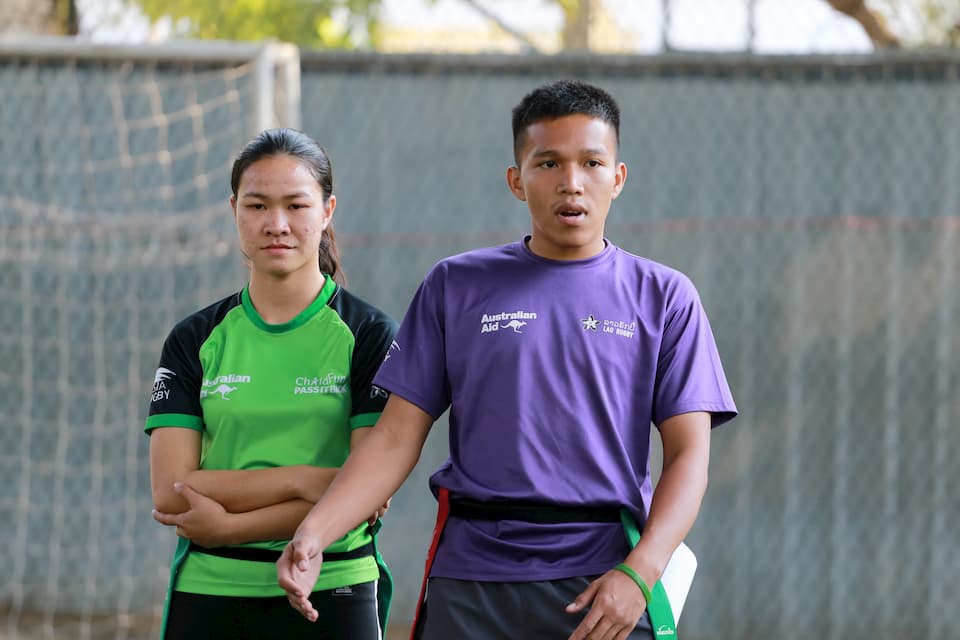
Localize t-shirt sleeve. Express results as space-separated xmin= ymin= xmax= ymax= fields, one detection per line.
xmin=653 ymin=274 xmax=737 ymax=428
xmin=349 ymin=314 xmax=399 ymax=430
xmin=144 ymin=323 xmax=204 ymax=433
xmin=372 ymin=266 xmax=451 ymax=420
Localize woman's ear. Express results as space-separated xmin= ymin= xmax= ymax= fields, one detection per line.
xmin=322 ymin=194 xmax=336 ymax=230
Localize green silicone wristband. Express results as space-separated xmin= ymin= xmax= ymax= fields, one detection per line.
xmin=613 ymin=563 xmax=653 ymax=604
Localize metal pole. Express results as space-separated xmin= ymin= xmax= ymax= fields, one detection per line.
xmin=252 ymin=42 xmax=302 ymax=135
xmin=252 ymin=42 xmax=277 ymax=135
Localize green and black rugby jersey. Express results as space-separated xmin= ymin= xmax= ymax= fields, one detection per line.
xmin=145 ymin=275 xmax=397 ymax=597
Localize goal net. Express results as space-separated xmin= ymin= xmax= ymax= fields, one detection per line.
xmin=0 ymin=39 xmax=298 ymax=639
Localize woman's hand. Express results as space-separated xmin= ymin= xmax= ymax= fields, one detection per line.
xmin=367 ymin=498 xmax=391 ymax=526
xmin=152 ymin=483 xmax=232 ymax=548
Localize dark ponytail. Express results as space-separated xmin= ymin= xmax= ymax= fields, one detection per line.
xmin=318 ymin=225 xmax=345 ymax=287
xmin=231 ymin=128 xmax=347 ymax=286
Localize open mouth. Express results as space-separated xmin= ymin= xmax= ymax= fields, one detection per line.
xmin=556 ymin=202 xmax=587 ymax=217
xmin=556 ymin=205 xmax=587 ymax=221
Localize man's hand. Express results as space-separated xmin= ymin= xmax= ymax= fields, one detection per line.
xmin=565 ymin=569 xmax=648 ymax=640
xmin=152 ymin=483 xmax=230 ymax=548
xmin=277 ymin=531 xmax=324 ymax=622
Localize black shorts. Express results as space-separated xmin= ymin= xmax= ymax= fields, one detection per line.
xmin=417 ymin=576 xmax=653 ymax=640
xmin=165 ymin=581 xmax=381 ymax=640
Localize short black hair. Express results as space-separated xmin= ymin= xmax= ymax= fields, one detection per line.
xmin=511 ymin=80 xmax=621 ymax=164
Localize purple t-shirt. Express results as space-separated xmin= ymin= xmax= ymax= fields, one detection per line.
xmin=374 ymin=238 xmax=737 ymax=581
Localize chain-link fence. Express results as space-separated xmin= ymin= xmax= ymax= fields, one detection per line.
xmin=1 ymin=40 xmax=958 ymax=639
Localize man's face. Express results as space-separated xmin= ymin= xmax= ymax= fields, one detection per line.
xmin=507 ymin=114 xmax=626 ymax=261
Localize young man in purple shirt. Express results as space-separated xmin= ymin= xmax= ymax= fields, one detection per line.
xmin=278 ymin=80 xmax=737 ymax=640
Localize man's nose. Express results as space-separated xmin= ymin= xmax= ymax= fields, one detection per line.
xmin=557 ymin=166 xmax=584 ymax=194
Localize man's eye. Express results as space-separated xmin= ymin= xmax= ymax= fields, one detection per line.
xmin=541 ymin=160 xmax=557 ymax=168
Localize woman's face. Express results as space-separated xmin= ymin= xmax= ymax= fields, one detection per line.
xmin=231 ymin=153 xmax=335 ymax=280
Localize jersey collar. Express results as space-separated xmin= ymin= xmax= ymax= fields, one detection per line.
xmin=240 ymin=275 xmax=337 ymax=333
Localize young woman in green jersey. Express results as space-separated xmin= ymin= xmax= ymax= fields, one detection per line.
xmin=146 ymin=128 xmax=397 ymax=639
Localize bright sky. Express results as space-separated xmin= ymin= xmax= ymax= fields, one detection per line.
xmin=378 ymin=0 xmax=872 ymax=53
xmin=75 ymin=0 xmax=873 ymax=54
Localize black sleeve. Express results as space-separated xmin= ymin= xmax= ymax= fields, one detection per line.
xmin=328 ymin=287 xmax=400 ymax=429
xmin=144 ymin=293 xmax=241 ymax=433
xmin=350 ymin=314 xmax=399 ymax=425
xmin=145 ymin=322 xmax=204 ymax=432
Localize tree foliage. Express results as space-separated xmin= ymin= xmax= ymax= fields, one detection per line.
xmin=825 ymin=0 xmax=899 ymax=48
xmin=872 ymin=0 xmax=960 ymax=47
xmin=124 ymin=0 xmax=383 ymax=49
xmin=824 ymin=0 xmax=960 ymax=49
xmin=0 ymin=0 xmax=77 ymax=35
xmin=555 ymin=0 xmax=592 ymax=51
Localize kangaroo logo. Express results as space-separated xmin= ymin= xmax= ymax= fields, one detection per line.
xmin=500 ymin=320 xmax=527 ymax=333
xmin=481 ymin=310 xmax=537 ymax=335
xmin=212 ymin=384 xmax=237 ymax=400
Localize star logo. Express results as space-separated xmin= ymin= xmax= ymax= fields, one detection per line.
xmin=581 ymin=314 xmax=599 ymax=331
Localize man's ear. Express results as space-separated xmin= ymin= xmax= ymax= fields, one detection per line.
xmin=230 ymin=195 xmax=238 ymax=219
xmin=506 ymin=166 xmax=526 ymax=202
xmin=610 ymin=162 xmax=628 ymax=200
